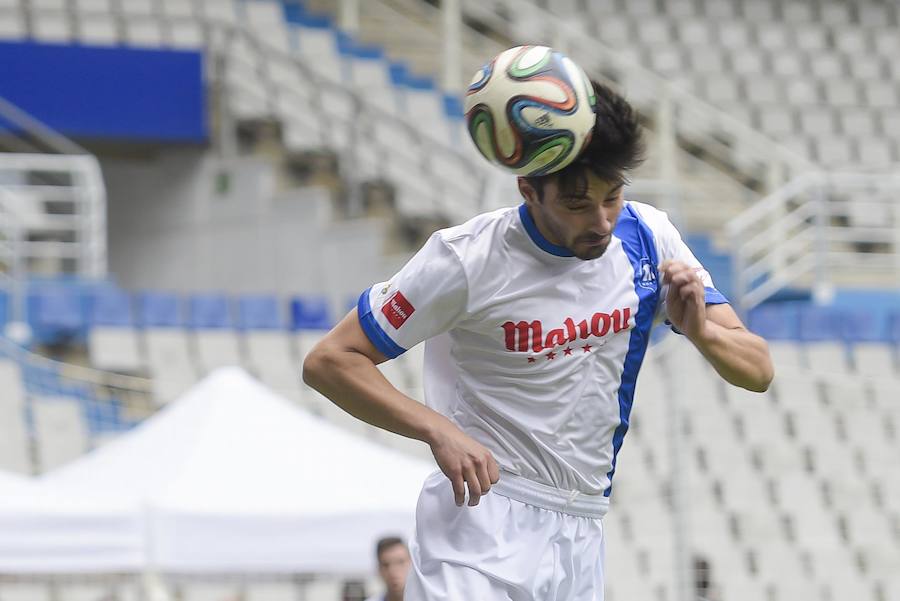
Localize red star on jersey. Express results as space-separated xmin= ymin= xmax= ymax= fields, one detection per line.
xmin=582 ymin=344 xmax=593 ymax=353
xmin=527 ymin=356 xmax=536 ymax=363
xmin=546 ymin=351 xmax=556 ymax=360
xmin=563 ymin=347 xmax=573 ymax=356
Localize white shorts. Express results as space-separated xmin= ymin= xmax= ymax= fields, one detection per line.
xmin=404 ymin=470 xmax=606 ymax=601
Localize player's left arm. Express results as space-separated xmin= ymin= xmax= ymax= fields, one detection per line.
xmin=660 ymin=260 xmax=774 ymax=392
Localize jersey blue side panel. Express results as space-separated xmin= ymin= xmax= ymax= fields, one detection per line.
xmin=604 ymin=204 xmax=661 ymax=497
xmin=357 ymin=287 xmax=407 ymax=359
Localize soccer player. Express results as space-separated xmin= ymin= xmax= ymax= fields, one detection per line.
xmin=303 ymin=80 xmax=773 ymax=600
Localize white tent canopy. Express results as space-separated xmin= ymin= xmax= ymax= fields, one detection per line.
xmin=40 ymin=367 xmax=435 ymax=574
xmin=0 ymin=469 xmax=141 ymax=573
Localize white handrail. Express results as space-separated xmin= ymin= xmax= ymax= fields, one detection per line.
xmin=726 ymin=172 xmax=900 ymax=312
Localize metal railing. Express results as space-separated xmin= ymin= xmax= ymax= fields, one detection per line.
xmin=0 ymin=97 xmax=108 ymax=323
xmin=726 ymin=172 xmax=900 ymax=312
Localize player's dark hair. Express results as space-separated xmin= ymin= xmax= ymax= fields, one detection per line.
xmin=375 ymin=536 xmax=406 ymax=560
xmin=524 ymin=80 xmax=645 ymax=201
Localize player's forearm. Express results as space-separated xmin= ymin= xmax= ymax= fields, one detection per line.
xmin=689 ymin=320 xmax=774 ymax=392
xmin=302 ymin=347 xmax=448 ymax=444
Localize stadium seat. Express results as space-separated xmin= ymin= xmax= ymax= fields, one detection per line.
xmin=32 ymin=396 xmax=90 ymax=472
xmin=123 ymin=17 xmax=165 ymax=47
xmin=798 ymin=306 xmax=852 ymax=372
xmin=75 ymin=13 xmax=119 ymax=45
xmin=0 ymin=360 xmax=30 ymax=473
xmin=27 ymin=283 xmax=86 ymax=346
xmin=236 ymin=295 xmax=301 ymax=397
xmin=137 ymin=292 xmax=196 ymax=404
xmin=87 ymin=287 xmax=142 ymax=373
xmin=244 ymin=583 xmax=295 ymax=601
xmin=0 ymin=584 xmax=51 ymax=601
xmin=120 ymin=0 xmax=153 ymax=16
xmin=188 ymin=294 xmax=242 ymax=375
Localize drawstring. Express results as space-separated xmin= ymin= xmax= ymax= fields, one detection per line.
xmin=565 ymin=488 xmax=580 ymax=506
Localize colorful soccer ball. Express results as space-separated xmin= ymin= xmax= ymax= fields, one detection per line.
xmin=463 ymin=45 xmax=597 ymax=177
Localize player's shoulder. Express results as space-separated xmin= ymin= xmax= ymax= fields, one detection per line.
xmin=623 ymin=199 xmax=671 ymax=228
xmin=432 ymin=205 xmax=517 ymax=257
xmin=437 ymin=206 xmax=517 ymax=242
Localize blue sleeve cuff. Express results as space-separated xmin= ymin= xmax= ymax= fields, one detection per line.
xmin=666 ymin=287 xmax=731 ymax=334
xmin=357 ymin=287 xmax=406 ymax=359
xmin=704 ymin=287 xmax=729 ymax=305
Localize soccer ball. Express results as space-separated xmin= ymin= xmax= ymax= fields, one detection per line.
xmin=463 ymin=45 xmax=596 ymax=177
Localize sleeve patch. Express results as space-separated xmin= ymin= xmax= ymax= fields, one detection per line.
xmin=381 ymin=291 xmax=415 ymax=329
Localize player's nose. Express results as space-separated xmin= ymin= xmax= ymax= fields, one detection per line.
xmin=589 ymin=204 xmax=613 ymax=235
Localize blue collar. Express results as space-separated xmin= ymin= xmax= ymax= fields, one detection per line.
xmin=518 ymin=204 xmax=575 ymax=257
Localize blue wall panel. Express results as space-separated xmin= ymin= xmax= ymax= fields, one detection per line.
xmin=0 ymin=41 xmax=207 ymax=142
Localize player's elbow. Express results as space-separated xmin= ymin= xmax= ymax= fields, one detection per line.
xmin=746 ymin=349 xmax=774 ymax=393
xmin=302 ymin=344 xmax=333 ymax=390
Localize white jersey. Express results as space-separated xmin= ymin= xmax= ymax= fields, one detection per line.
xmin=358 ymin=201 xmax=727 ymax=501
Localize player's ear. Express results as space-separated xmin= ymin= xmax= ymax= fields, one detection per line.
xmin=518 ymin=177 xmax=540 ymax=204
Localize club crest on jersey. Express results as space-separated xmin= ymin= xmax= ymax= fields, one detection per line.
xmin=501 ymin=307 xmax=632 ymax=353
xmin=381 ymin=291 xmax=415 ymax=329
xmin=639 ymin=257 xmax=657 ymax=290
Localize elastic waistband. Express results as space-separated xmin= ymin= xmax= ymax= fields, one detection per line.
xmin=491 ymin=471 xmax=609 ymax=519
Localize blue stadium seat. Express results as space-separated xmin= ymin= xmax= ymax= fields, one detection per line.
xmin=27 ymin=283 xmax=86 ymax=345
xmin=748 ymin=304 xmax=799 ymax=340
xmin=840 ymin=308 xmax=886 ymax=343
xmin=89 ymin=287 xmax=134 ymax=327
xmin=889 ymin=312 xmax=900 ymax=345
xmin=0 ymin=287 xmax=8 ymax=333
xmin=290 ymin=296 xmax=332 ymax=330
xmin=188 ymin=294 xmax=232 ymax=329
xmin=137 ymin=292 xmax=182 ymax=327
xmin=797 ymin=306 xmax=845 ymax=342
xmin=237 ymin=295 xmax=284 ymax=330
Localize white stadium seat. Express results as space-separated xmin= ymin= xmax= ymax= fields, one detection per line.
xmin=0 ymin=8 xmax=26 ymax=39
xmin=73 ymin=0 xmax=113 ymax=11
xmin=88 ymin=327 xmax=143 ymax=373
xmin=32 ymin=11 xmax=73 ymax=42
xmin=160 ymin=0 xmax=196 ymax=18
xmin=32 ymin=397 xmax=90 ymax=472
xmin=124 ymin=18 xmax=165 ymax=47
xmin=143 ymin=329 xmax=198 ymax=404
xmin=192 ymin=330 xmax=243 ymax=375
xmin=242 ymin=330 xmax=301 ymax=395
xmin=803 ymin=341 xmax=850 ymax=374
xmin=851 ymin=343 xmax=896 ymax=377
xmin=76 ymin=13 xmax=119 ymax=45
xmin=0 ymin=584 xmax=51 ymax=601
xmin=120 ymin=0 xmax=155 ymax=16
xmin=167 ymin=21 xmax=205 ymax=49
xmin=0 ymin=360 xmax=30 ymax=473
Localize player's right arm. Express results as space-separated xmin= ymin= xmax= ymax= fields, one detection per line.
xmin=303 ymin=232 xmax=499 ymax=506
xmin=303 ymin=310 xmax=499 ymax=507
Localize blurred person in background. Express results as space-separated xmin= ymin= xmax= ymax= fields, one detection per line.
xmin=365 ymin=536 xmax=411 ymax=601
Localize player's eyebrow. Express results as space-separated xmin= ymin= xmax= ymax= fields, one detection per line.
xmin=604 ymin=183 xmax=624 ymax=199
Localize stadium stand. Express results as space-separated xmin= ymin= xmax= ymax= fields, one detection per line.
xmin=1 ymin=0 xmax=899 ymax=600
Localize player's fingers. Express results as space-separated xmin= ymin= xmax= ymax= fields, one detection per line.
xmin=678 ymin=280 xmax=703 ymax=300
xmin=476 ymin=460 xmax=493 ymax=496
xmin=661 ymin=262 xmax=690 ymax=283
xmin=449 ymin=471 xmax=466 ymax=507
xmin=487 ymin=456 xmax=501 ymax=484
xmin=464 ymin=465 xmax=483 ymax=507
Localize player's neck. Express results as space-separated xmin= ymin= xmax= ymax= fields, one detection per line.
xmin=525 ymin=204 xmax=567 ymax=249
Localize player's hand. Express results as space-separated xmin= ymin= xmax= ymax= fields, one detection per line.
xmin=428 ymin=420 xmax=500 ymax=507
xmin=660 ymin=260 xmax=707 ymax=341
